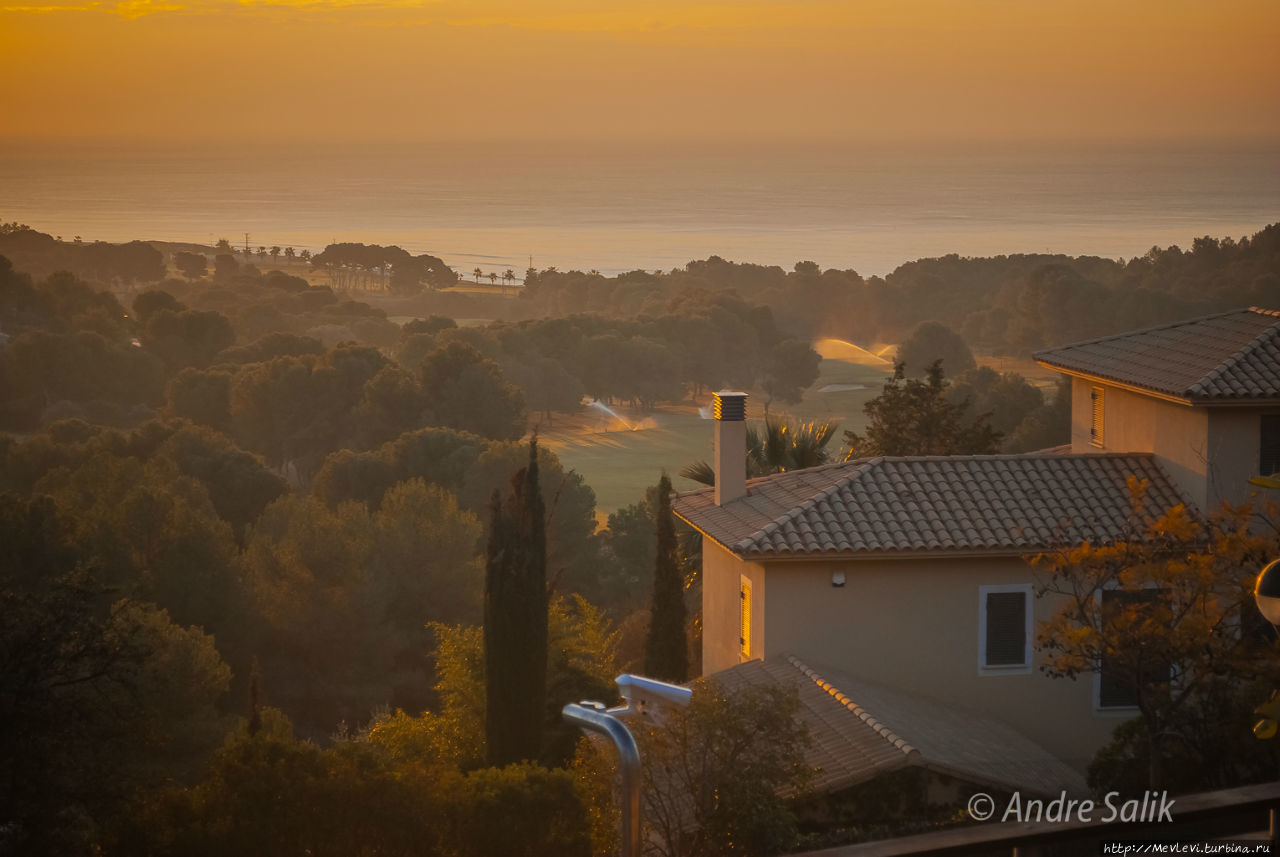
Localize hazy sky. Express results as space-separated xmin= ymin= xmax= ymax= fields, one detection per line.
xmin=2 ymin=0 xmax=1278 ymax=143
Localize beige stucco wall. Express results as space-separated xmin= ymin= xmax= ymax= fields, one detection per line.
xmin=1068 ymin=377 xmax=1271 ymax=511
xmin=1069 ymin=378 xmax=1210 ymax=510
xmin=704 ymin=546 xmax=1125 ymax=771
xmin=702 ymin=537 xmax=767 ymax=675
xmin=1206 ymin=408 xmax=1269 ymax=509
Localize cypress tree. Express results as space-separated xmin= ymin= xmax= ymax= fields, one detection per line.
xmin=644 ymin=474 xmax=687 ymax=682
xmin=483 ymin=437 xmax=548 ymax=767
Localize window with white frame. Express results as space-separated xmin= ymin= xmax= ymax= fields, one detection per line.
xmin=979 ymin=584 xmax=1033 ymax=674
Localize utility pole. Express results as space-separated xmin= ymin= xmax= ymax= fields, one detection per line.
xmin=244 ymin=233 xmax=250 ymax=256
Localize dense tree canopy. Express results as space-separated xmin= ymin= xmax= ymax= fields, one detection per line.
xmin=844 ymin=361 xmax=1000 ymax=458
xmin=896 ymin=320 xmax=976 ymax=377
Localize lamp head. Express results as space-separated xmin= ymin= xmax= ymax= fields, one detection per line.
xmin=1255 ymin=559 xmax=1280 ymax=626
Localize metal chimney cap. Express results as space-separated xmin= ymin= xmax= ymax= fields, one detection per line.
xmin=712 ymin=391 xmax=748 ymax=421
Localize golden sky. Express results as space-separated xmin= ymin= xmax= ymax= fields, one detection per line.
xmin=2 ymin=0 xmax=1278 ymax=143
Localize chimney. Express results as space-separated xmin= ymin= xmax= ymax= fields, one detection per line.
xmin=713 ymin=391 xmax=747 ymax=505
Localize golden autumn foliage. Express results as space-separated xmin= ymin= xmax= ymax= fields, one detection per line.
xmin=1033 ymin=479 xmax=1280 ymax=789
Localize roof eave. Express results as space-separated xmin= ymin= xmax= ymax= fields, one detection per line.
xmin=1038 ymin=361 xmax=1280 ymax=407
xmin=1035 ymin=362 xmax=1195 ymax=406
xmin=669 ymin=515 xmax=1080 ymax=562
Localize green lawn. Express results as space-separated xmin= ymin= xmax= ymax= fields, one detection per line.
xmin=541 ymin=351 xmax=892 ymax=517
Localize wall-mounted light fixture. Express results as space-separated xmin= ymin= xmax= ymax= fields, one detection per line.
xmin=831 ymin=571 xmax=846 ymax=588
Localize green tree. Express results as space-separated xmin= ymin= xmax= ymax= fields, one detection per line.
xmin=213 ymin=253 xmax=239 ymax=281
xmin=896 ymin=320 xmax=977 ymax=377
xmin=419 ymin=340 xmax=528 ymax=441
xmin=644 ymin=474 xmax=687 ymax=682
xmin=139 ymin=307 xmax=236 ymax=370
xmin=760 ymin=338 xmax=821 ymax=414
xmin=579 ymin=678 xmax=810 ymax=857
xmin=600 ymin=490 xmax=659 ymax=611
xmin=155 ymin=422 xmax=288 ymax=545
xmin=947 ymin=366 xmax=1043 ymax=438
xmin=843 ymin=360 xmax=999 ymax=458
xmin=243 ymin=485 xmax=482 ymax=733
xmin=453 ymin=764 xmax=591 ymax=857
xmin=164 ymin=367 xmax=235 ymax=432
xmin=484 ymin=438 xmax=549 ymax=767
xmin=431 ymin=595 xmax=620 ymax=769
xmin=0 ymin=496 xmax=231 ymax=855
xmin=504 ymin=355 xmax=584 ymax=424
xmin=1004 ymin=374 xmax=1072 ymax=453
xmin=174 ymin=251 xmax=207 ymax=280
xmin=460 ymin=439 xmax=599 ymax=599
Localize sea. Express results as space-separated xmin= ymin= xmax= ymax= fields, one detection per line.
xmin=2 ymin=139 xmax=1277 ymax=277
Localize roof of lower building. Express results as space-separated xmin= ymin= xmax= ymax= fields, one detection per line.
xmin=713 ymin=654 xmax=1087 ymax=797
xmin=1034 ymin=307 xmax=1280 ymax=402
xmin=672 ymin=453 xmax=1191 ymax=560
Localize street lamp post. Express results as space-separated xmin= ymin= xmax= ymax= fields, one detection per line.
xmin=561 ymin=674 xmax=693 ymax=857
xmin=1253 ymin=560 xmax=1280 ymax=848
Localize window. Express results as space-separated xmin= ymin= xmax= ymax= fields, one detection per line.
xmin=1260 ymin=414 xmax=1280 ymax=476
xmin=1096 ymin=589 xmax=1171 ymax=710
xmin=739 ymin=576 xmax=752 ymax=659
xmin=978 ymin=584 xmax=1032 ymax=674
xmin=1090 ymin=386 xmax=1105 ymax=448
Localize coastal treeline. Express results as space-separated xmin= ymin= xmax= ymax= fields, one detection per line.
xmin=520 ymin=223 xmax=1280 ymax=352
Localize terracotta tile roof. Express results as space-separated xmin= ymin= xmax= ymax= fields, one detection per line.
xmin=714 ymin=654 xmax=1087 ymax=797
xmin=1034 ymin=307 xmax=1280 ymax=402
xmin=672 ymin=453 xmax=1191 ymax=559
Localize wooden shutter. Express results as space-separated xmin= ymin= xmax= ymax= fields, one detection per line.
xmin=739 ymin=577 xmax=751 ymax=658
xmin=1090 ymin=386 xmax=1105 ymax=447
xmin=984 ymin=591 xmax=1027 ymax=666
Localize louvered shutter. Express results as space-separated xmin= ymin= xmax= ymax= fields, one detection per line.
xmin=739 ymin=578 xmax=751 ymax=658
xmin=1090 ymin=386 xmax=1105 ymax=447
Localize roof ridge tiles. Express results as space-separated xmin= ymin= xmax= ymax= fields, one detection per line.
xmin=1191 ymin=318 xmax=1280 ymax=396
xmin=784 ymin=654 xmax=919 ymax=759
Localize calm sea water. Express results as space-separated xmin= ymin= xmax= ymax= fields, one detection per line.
xmin=1 ymin=139 xmax=1277 ymax=277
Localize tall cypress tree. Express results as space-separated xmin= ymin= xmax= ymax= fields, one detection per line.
xmin=483 ymin=437 xmax=548 ymax=767
xmin=644 ymin=474 xmax=687 ymax=682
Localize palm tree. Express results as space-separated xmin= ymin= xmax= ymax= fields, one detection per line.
xmin=270 ymin=246 xmax=281 ymax=265
xmin=488 ymin=272 xmax=498 ymax=286
xmin=473 ymin=267 xmax=483 ymax=283
xmin=503 ymin=269 xmax=515 ymax=286
xmin=299 ymin=249 xmax=312 ymax=264
xmin=679 ymin=418 xmax=839 ymax=486
xmin=284 ymin=246 xmax=296 ymax=262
